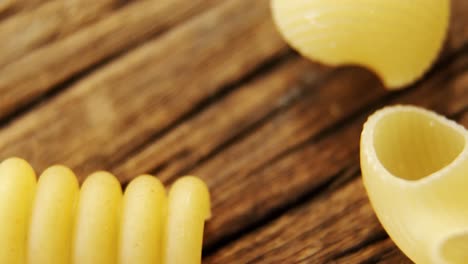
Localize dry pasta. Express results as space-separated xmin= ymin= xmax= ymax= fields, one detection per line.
xmin=271 ymin=0 xmax=450 ymax=89
xmin=0 ymin=158 xmax=210 ymax=264
xmin=361 ymin=105 xmax=468 ymax=264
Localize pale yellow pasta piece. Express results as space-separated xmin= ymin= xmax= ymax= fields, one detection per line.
xmin=163 ymin=176 xmax=211 ymax=264
xmin=0 ymin=158 xmax=36 ymax=264
xmin=73 ymin=171 xmax=122 ymax=264
xmin=271 ymin=0 xmax=449 ymax=89
xmin=0 ymin=157 xmax=211 ymax=263
xmin=361 ymin=105 xmax=468 ymax=264
xmin=28 ymin=165 xmax=79 ymax=264
xmin=119 ymin=175 xmax=167 ymax=264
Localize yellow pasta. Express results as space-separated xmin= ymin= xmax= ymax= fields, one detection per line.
xmin=271 ymin=0 xmax=450 ymax=89
xmin=361 ymin=105 xmax=468 ymax=264
xmin=0 ymin=158 xmax=36 ymax=264
xmin=119 ymin=175 xmax=166 ymax=264
xmin=163 ymin=176 xmax=211 ymax=264
xmin=73 ymin=171 xmax=122 ymax=264
xmin=0 ymin=157 xmax=210 ymax=264
xmin=28 ymin=166 xmax=79 ymax=264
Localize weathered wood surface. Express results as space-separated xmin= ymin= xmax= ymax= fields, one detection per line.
xmin=0 ymin=0 xmax=466 ymax=262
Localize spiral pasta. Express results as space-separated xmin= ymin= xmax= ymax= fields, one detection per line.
xmin=271 ymin=0 xmax=450 ymax=89
xmin=0 ymin=158 xmax=210 ymax=264
xmin=361 ymin=105 xmax=468 ymax=264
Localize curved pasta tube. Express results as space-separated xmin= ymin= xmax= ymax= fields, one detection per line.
xmin=361 ymin=105 xmax=468 ymax=264
xmin=0 ymin=158 xmax=210 ymax=264
xmin=28 ymin=166 xmax=79 ymax=264
xmin=163 ymin=176 xmax=211 ymax=264
xmin=119 ymin=175 xmax=166 ymax=264
xmin=73 ymin=171 xmax=122 ymax=264
xmin=0 ymin=158 xmax=36 ymax=264
xmin=271 ymin=0 xmax=450 ymax=89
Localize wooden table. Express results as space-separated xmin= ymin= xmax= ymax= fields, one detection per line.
xmin=1 ymin=0 xmax=467 ymax=263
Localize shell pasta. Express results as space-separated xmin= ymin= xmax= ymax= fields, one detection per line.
xmin=361 ymin=106 xmax=468 ymax=264
xmin=271 ymin=0 xmax=449 ymax=89
xmin=0 ymin=158 xmax=210 ymax=264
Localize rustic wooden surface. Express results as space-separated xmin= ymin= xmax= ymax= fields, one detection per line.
xmin=1 ymin=0 xmax=467 ymax=263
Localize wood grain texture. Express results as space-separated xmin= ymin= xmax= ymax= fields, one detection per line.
xmin=0 ymin=0 xmax=220 ymax=119
xmin=205 ymin=177 xmax=381 ymax=263
xmin=0 ymin=0 xmax=286 ymax=177
xmin=446 ymin=0 xmax=468 ymax=52
xmin=0 ymin=0 xmax=466 ymax=262
xmin=114 ymin=58 xmax=331 ymax=182
xmin=0 ymin=0 xmax=124 ymax=68
xmin=0 ymin=0 xmax=46 ymax=20
xmin=331 ymin=239 xmax=413 ymax=264
xmin=204 ymin=50 xmax=468 ymax=262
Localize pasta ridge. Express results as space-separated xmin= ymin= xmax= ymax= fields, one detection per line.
xmin=271 ymin=0 xmax=450 ymax=89
xmin=361 ymin=105 xmax=468 ymax=264
xmin=0 ymin=158 xmax=210 ymax=264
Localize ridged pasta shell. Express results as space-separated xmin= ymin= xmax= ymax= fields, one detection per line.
xmin=271 ymin=0 xmax=450 ymax=89
xmin=361 ymin=106 xmax=468 ymax=264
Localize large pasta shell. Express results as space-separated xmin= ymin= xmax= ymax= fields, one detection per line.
xmin=361 ymin=105 xmax=468 ymax=263
xmin=271 ymin=0 xmax=450 ymax=89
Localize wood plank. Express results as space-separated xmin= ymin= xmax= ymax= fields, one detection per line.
xmin=198 ymin=51 xmax=467 ymax=249
xmin=158 ymin=66 xmax=387 ymax=247
xmin=204 ymin=177 xmax=383 ymax=263
xmin=0 ymin=0 xmax=287 ymax=177
xmin=116 ymin=46 xmax=467 ymax=250
xmin=207 ymin=174 xmax=415 ymax=264
xmin=0 ymin=0 xmax=125 ymax=69
xmin=203 ymin=52 xmax=468 ymax=262
xmin=114 ymin=57 xmax=331 ymax=182
xmin=446 ymin=0 xmax=468 ymax=53
xmin=0 ymin=0 xmax=465 ymax=260
xmin=333 ymin=239 xmax=412 ymax=264
xmin=206 ymin=112 xmax=468 ymax=263
xmin=206 ymin=6 xmax=468 ymax=249
xmin=2 ymin=0 xmax=464 ymax=122
xmin=0 ymin=0 xmax=47 ymax=20
xmin=111 ymin=0 xmax=468 ymax=249
xmin=0 ymin=0 xmax=220 ymax=119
